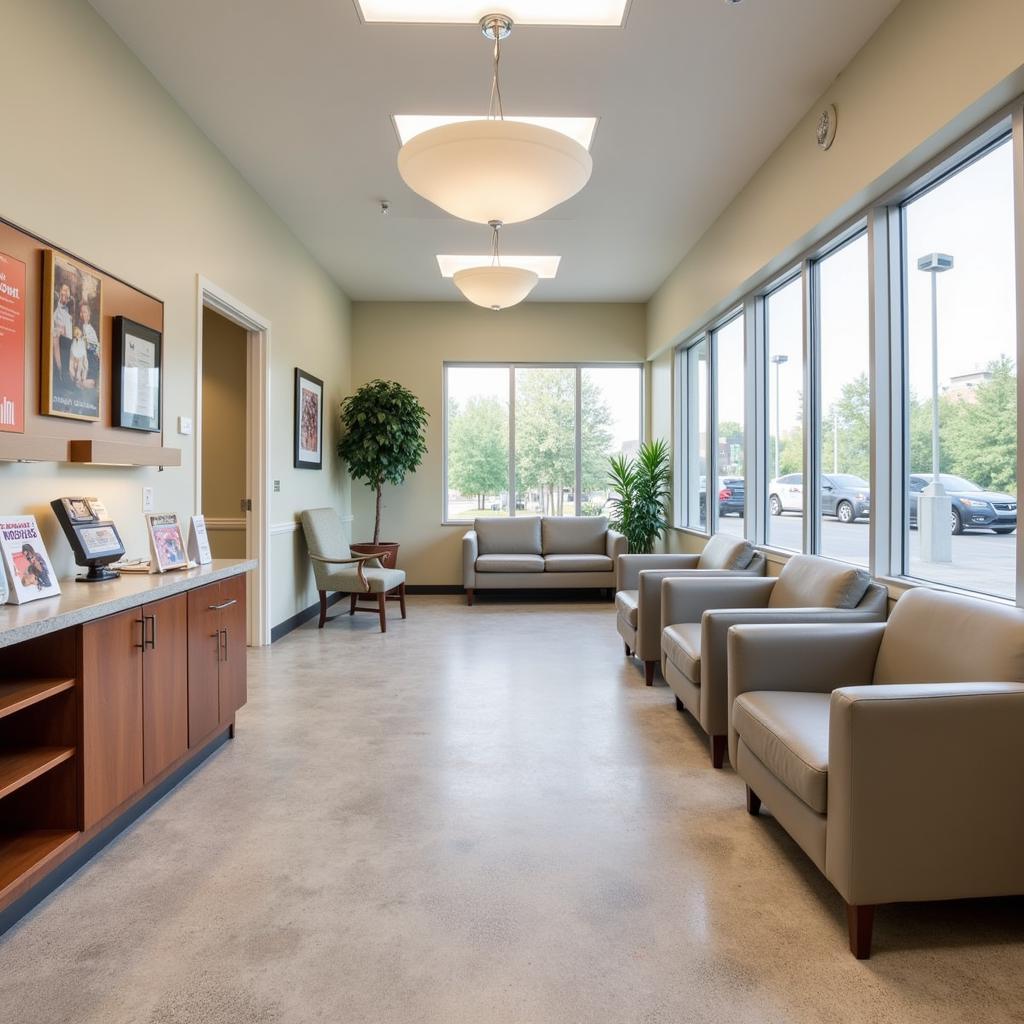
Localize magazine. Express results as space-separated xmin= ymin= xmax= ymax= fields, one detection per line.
xmin=146 ymin=513 xmax=189 ymax=573
xmin=0 ymin=515 xmax=62 ymax=604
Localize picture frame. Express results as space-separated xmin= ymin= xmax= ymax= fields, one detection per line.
xmin=112 ymin=316 xmax=162 ymax=432
xmin=294 ymin=368 xmax=324 ymax=469
xmin=0 ymin=250 xmax=27 ymax=434
xmin=146 ymin=513 xmax=189 ymax=573
xmin=40 ymin=249 xmax=103 ymax=421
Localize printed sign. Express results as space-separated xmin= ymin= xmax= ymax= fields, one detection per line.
xmin=0 ymin=252 xmax=26 ymax=433
xmin=0 ymin=515 xmax=61 ymax=604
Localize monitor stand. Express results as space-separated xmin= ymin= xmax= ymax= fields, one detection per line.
xmin=77 ymin=565 xmax=121 ymax=583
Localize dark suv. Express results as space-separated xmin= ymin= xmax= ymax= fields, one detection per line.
xmin=908 ymin=474 xmax=1017 ymax=535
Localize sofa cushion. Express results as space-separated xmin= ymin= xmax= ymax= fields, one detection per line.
xmin=768 ymin=554 xmax=871 ymax=610
xmin=615 ymin=589 xmax=639 ymax=628
xmin=542 ymin=516 xmax=607 ymax=555
xmin=733 ymin=691 xmax=830 ymax=813
xmin=475 ymin=517 xmax=542 ymax=556
xmin=662 ymin=623 xmax=702 ymax=684
xmin=475 ymin=554 xmax=545 ymax=573
xmin=544 ymin=554 xmax=614 ymax=573
xmin=698 ymin=533 xmax=756 ymax=571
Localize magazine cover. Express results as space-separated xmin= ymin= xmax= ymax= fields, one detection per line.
xmin=146 ymin=513 xmax=188 ymax=573
xmin=0 ymin=515 xmax=62 ymax=604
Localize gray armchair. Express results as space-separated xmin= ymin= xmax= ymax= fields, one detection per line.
xmin=727 ymin=587 xmax=1024 ymax=958
xmin=615 ymin=533 xmax=766 ymax=685
xmin=660 ymin=554 xmax=887 ymax=767
xmin=300 ymin=508 xmax=406 ymax=632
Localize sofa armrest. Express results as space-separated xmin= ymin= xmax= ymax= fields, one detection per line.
xmin=607 ymin=529 xmax=629 ymax=584
xmin=462 ymin=530 xmax=479 ymax=589
xmin=826 ymin=681 xmax=1024 ymax=906
xmin=660 ymin=577 xmax=775 ymax=632
xmin=616 ymin=552 xmax=698 ymax=591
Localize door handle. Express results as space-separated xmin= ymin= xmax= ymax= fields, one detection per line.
xmin=211 ymin=631 xmax=221 ymax=662
xmin=220 ymin=628 xmax=229 ymax=662
xmin=134 ymin=618 xmax=145 ymax=649
xmin=144 ymin=614 xmax=157 ymax=650
xmin=208 ymin=599 xmax=238 ymax=611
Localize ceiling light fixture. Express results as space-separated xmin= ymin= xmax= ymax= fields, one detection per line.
xmin=356 ymin=1 xmax=630 ymax=28
xmin=437 ymin=253 xmax=560 ymax=278
xmin=393 ymin=114 xmax=597 ymax=151
xmin=397 ymin=14 xmax=594 ymax=225
xmin=451 ymin=220 xmax=539 ymax=310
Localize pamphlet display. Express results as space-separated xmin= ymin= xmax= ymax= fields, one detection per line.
xmin=0 ymin=515 xmax=61 ymax=604
xmin=146 ymin=513 xmax=189 ymax=573
xmin=187 ymin=514 xmax=212 ymax=565
xmin=50 ymin=496 xmax=126 ymax=582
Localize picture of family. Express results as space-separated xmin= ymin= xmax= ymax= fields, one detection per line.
xmin=41 ymin=250 xmax=103 ymax=420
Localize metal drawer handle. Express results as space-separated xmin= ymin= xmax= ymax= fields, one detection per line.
xmin=221 ymin=628 xmax=229 ymax=662
xmin=134 ymin=618 xmax=145 ymax=649
xmin=144 ymin=614 xmax=157 ymax=650
xmin=208 ymin=599 xmax=238 ymax=611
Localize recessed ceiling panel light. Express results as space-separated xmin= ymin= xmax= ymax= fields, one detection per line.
xmin=356 ymin=1 xmax=629 ymax=27
xmin=394 ymin=114 xmax=596 ymax=151
xmin=437 ymin=254 xmax=561 ymax=278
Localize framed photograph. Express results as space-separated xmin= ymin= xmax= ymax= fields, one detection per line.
xmin=146 ymin=513 xmax=189 ymax=573
xmin=40 ymin=249 xmax=103 ymax=421
xmin=0 ymin=251 xmax=26 ymax=434
xmin=112 ymin=317 xmax=161 ymax=432
xmin=294 ymin=368 xmax=324 ymax=469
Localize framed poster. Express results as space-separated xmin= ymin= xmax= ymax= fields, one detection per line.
xmin=294 ymin=368 xmax=324 ymax=469
xmin=112 ymin=317 xmax=161 ymax=432
xmin=40 ymin=249 xmax=103 ymax=421
xmin=146 ymin=513 xmax=189 ymax=573
xmin=0 ymin=251 xmax=26 ymax=433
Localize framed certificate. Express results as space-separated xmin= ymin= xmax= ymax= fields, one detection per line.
xmin=112 ymin=316 xmax=161 ymax=432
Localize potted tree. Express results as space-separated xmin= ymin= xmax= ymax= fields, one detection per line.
xmin=606 ymin=439 xmax=672 ymax=554
xmin=338 ymin=379 xmax=429 ymax=568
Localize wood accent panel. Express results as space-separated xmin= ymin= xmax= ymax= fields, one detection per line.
xmin=187 ymin=585 xmax=222 ymax=746
xmin=80 ymin=607 xmax=144 ymax=828
xmin=218 ymin=574 xmax=247 ymax=721
xmin=0 ymin=830 xmax=78 ymax=902
xmin=0 ymin=678 xmax=75 ymax=720
xmin=68 ymin=439 xmax=181 ymax=468
xmin=142 ymin=594 xmax=188 ymax=782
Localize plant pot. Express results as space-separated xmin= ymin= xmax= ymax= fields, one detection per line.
xmin=350 ymin=542 xmax=400 ymax=569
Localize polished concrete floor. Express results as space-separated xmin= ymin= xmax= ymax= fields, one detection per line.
xmin=1 ymin=596 xmax=1022 ymax=1023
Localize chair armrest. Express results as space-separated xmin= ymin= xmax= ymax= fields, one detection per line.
xmin=607 ymin=529 xmax=628 ymax=582
xmin=660 ymin=576 xmax=775 ymax=631
xmin=308 ymin=552 xmax=377 ymax=592
xmin=826 ymin=682 xmax=1024 ymax=906
xmin=617 ymin=553 xmax=699 ymax=591
xmin=462 ymin=530 xmax=479 ymax=589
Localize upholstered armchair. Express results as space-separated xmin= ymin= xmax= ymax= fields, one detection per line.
xmin=615 ymin=534 xmax=766 ymax=685
xmin=727 ymin=587 xmax=1024 ymax=958
xmin=300 ymin=508 xmax=406 ymax=633
xmin=660 ymin=554 xmax=887 ymax=768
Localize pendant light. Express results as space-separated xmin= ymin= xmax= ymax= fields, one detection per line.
xmin=452 ymin=220 xmax=539 ymax=310
xmin=397 ymin=14 xmax=593 ymax=225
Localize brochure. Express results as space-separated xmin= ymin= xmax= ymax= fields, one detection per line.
xmin=0 ymin=515 xmax=62 ymax=603
xmin=187 ymin=515 xmax=212 ymax=565
xmin=146 ymin=513 xmax=189 ymax=573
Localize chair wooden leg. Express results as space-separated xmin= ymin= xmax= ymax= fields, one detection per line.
xmin=624 ymin=641 xmax=631 ymax=656
xmin=466 ymin=588 xmax=474 ymax=607
xmin=377 ymin=593 xmax=387 ymax=633
xmin=399 ymin=583 xmax=407 ymax=619
xmin=710 ymin=734 xmax=727 ymax=769
xmin=318 ymin=591 xmax=328 ymax=628
xmin=745 ymin=786 xmax=761 ymax=816
xmin=846 ymin=903 xmax=875 ymax=960
xmin=644 ymin=660 xmax=655 ymax=686
xmin=349 ymin=593 xmax=357 ymax=616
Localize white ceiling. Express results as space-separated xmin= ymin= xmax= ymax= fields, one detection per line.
xmin=89 ymin=0 xmax=901 ymax=303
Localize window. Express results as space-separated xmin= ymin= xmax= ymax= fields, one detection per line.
xmin=444 ymin=363 xmax=643 ymax=523
xmin=712 ymin=314 xmax=745 ymax=536
xmin=766 ymin=274 xmax=804 ymax=550
xmin=680 ymin=339 xmax=708 ymax=530
xmin=817 ymin=233 xmax=871 ymax=565
xmin=901 ymin=137 xmax=1017 ymax=599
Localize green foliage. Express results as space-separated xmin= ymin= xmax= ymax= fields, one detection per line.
xmin=338 ymin=379 xmax=429 ymax=542
xmin=820 ymin=374 xmax=871 ymax=479
xmin=448 ymin=396 xmax=508 ymax=509
xmin=606 ymin=439 xmax=671 ymax=554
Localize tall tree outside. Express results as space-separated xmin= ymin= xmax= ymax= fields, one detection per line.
xmin=448 ymin=396 xmax=509 ymax=510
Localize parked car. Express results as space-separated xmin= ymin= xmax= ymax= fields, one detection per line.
xmin=908 ymin=474 xmax=1017 ymax=535
xmin=768 ymin=473 xmax=871 ymax=523
xmin=698 ymin=476 xmax=746 ymax=520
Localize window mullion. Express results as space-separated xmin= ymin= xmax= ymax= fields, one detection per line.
xmin=1013 ymin=105 xmax=1024 ymax=606
xmin=575 ymin=366 xmax=583 ymax=519
xmin=508 ymin=366 xmax=516 ymax=518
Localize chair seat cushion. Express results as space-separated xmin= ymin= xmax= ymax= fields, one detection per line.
xmin=324 ymin=566 xmax=405 ymax=593
xmin=732 ymin=691 xmax=830 ymax=813
xmin=615 ymin=589 xmax=639 ymax=627
xmin=544 ymin=554 xmax=614 ymax=573
xmin=476 ymin=554 xmax=546 ymax=573
xmin=662 ymin=623 xmax=702 ymax=684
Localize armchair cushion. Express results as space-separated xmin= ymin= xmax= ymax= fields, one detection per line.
xmin=542 ymin=516 xmax=607 ymax=555
xmin=662 ymin=623 xmax=702 ymax=683
xmin=615 ymin=589 xmax=639 ymax=628
xmin=476 ymin=553 xmax=545 ymax=573
xmin=733 ymin=691 xmax=830 ymax=813
xmin=768 ymin=554 xmax=871 ymax=610
xmin=475 ymin=517 xmax=542 ymax=556
xmin=321 ymin=566 xmax=405 ymax=594
xmin=698 ymin=533 xmax=756 ymax=571
xmin=544 ymin=554 xmax=613 ymax=573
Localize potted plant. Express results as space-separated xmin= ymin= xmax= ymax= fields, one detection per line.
xmin=606 ymin=439 xmax=671 ymax=554
xmin=338 ymin=379 xmax=429 ymax=568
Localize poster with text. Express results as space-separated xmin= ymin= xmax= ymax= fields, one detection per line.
xmin=0 ymin=515 xmax=61 ymax=604
xmin=0 ymin=252 xmax=26 ymax=433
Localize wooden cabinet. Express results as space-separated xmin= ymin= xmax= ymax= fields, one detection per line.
xmin=187 ymin=576 xmax=247 ymax=747
xmin=142 ymin=594 xmax=189 ymax=783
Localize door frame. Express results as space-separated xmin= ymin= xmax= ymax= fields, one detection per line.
xmin=194 ymin=275 xmax=272 ymax=647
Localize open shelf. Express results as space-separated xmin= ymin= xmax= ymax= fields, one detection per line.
xmin=0 ymin=747 xmax=76 ymax=801
xmin=0 ymin=830 xmax=78 ymax=899
xmin=0 ymin=678 xmax=76 ymax=721
xmin=68 ymin=439 xmax=181 ymax=468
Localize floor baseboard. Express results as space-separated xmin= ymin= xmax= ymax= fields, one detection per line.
xmin=271 ymin=592 xmax=342 ymax=642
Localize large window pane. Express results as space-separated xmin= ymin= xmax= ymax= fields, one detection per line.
xmin=713 ymin=315 xmax=745 ymax=537
xmin=446 ymin=366 xmax=510 ymax=521
xmin=766 ymin=275 xmax=804 ymax=550
xmin=514 ymin=367 xmax=577 ymax=516
xmin=581 ymin=366 xmax=643 ymax=516
xmin=683 ymin=340 xmax=708 ymax=530
xmin=818 ymin=234 xmax=870 ymax=566
xmin=902 ymin=139 xmax=1017 ymax=598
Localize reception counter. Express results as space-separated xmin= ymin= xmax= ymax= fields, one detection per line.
xmin=0 ymin=559 xmax=254 ymax=933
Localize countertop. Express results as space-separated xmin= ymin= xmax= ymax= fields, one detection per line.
xmin=0 ymin=559 xmax=256 ymax=649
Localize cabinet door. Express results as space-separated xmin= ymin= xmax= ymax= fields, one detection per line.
xmin=81 ymin=607 xmax=145 ymax=828
xmin=218 ymin=574 xmax=247 ymax=721
xmin=142 ymin=593 xmax=188 ymax=782
xmin=187 ymin=584 xmax=222 ymax=747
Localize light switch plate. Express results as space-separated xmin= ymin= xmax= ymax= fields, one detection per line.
xmin=142 ymin=487 xmax=154 ymax=512
xmin=178 ymin=416 xmax=193 ymax=435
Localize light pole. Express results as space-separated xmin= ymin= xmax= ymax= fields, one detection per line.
xmin=770 ymin=354 xmax=789 ymax=479
xmin=916 ymin=252 xmax=954 ymax=563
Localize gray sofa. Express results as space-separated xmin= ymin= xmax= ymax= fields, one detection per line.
xmin=463 ymin=516 xmax=627 ymax=605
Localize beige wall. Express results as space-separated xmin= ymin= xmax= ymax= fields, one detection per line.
xmin=0 ymin=0 xmax=352 ymax=630
xmin=350 ymin=302 xmax=647 ymax=585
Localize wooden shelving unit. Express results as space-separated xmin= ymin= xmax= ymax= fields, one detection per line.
xmin=0 ymin=747 xmax=75 ymax=800
xmin=0 ymin=830 xmax=78 ymax=900
xmin=0 ymin=678 xmax=75 ymax=719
